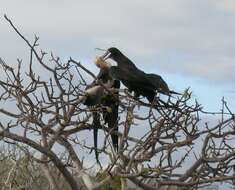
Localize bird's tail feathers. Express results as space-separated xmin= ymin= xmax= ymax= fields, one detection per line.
xmin=169 ymin=90 xmax=182 ymax=95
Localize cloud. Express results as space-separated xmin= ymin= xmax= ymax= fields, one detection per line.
xmin=0 ymin=0 xmax=235 ymax=83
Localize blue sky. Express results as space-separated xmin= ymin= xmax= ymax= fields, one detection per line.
xmin=1 ymin=0 xmax=234 ymax=112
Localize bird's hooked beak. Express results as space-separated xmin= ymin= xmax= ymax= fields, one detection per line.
xmin=101 ymin=50 xmax=111 ymax=60
xmin=95 ymin=48 xmax=111 ymax=60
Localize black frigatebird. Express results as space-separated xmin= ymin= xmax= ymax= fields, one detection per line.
xmin=101 ymin=47 xmax=171 ymax=103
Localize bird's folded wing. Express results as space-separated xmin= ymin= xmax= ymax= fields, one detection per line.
xmin=109 ymin=66 xmax=160 ymax=91
xmin=146 ymin=73 xmax=169 ymax=93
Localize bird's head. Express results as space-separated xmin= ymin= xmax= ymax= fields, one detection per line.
xmin=102 ymin=47 xmax=123 ymax=61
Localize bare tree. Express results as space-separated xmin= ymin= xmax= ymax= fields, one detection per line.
xmin=0 ymin=144 xmax=71 ymax=190
xmin=0 ymin=15 xmax=235 ymax=190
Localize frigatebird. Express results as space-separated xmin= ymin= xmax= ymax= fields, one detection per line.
xmin=101 ymin=47 xmax=171 ymax=103
xmin=84 ymin=63 xmax=120 ymax=162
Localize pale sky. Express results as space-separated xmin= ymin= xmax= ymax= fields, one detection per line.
xmin=1 ymin=0 xmax=235 ymax=112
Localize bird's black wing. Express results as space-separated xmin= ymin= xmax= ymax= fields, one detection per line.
xmin=109 ymin=66 xmax=158 ymax=101
xmin=109 ymin=66 xmax=153 ymax=89
xmin=102 ymin=80 xmax=120 ymax=151
xmin=146 ymin=73 xmax=170 ymax=95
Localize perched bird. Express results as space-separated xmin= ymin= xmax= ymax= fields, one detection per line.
xmin=84 ymin=58 xmax=120 ymax=162
xmin=102 ymin=47 xmax=171 ymax=103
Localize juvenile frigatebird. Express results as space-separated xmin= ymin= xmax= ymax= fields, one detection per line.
xmin=84 ymin=60 xmax=120 ymax=162
xmin=101 ymin=47 xmax=171 ymax=103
